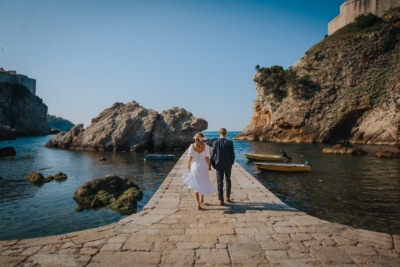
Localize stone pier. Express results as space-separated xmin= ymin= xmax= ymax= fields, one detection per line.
xmin=1 ymin=152 xmax=399 ymax=266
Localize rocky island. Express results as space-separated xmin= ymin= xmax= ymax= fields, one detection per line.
xmin=45 ymin=101 xmax=207 ymax=151
xmin=0 ymin=82 xmax=50 ymax=140
xmin=235 ymin=9 xmax=400 ymax=147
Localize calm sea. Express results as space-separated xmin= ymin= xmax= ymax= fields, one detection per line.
xmin=0 ymin=131 xmax=399 ymax=240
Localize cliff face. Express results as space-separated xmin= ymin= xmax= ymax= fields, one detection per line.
xmin=236 ymin=11 xmax=400 ymax=145
xmin=0 ymin=83 xmax=50 ymax=140
xmin=45 ymin=101 xmax=208 ymax=151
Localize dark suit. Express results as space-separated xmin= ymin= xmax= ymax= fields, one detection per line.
xmin=210 ymin=138 xmax=235 ymax=201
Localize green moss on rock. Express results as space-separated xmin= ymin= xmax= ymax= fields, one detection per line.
xmin=53 ymin=172 xmax=68 ymax=181
xmin=73 ymin=175 xmax=143 ymax=215
xmin=26 ymin=172 xmax=46 ymax=185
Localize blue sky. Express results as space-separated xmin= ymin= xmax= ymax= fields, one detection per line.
xmin=0 ymin=0 xmax=346 ymax=131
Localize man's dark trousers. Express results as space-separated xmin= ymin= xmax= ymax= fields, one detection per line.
xmin=210 ymin=137 xmax=235 ymax=202
xmin=216 ymin=168 xmax=231 ymax=201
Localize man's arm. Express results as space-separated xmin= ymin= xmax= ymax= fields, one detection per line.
xmin=230 ymin=141 xmax=235 ymax=164
xmin=210 ymin=141 xmax=216 ymax=161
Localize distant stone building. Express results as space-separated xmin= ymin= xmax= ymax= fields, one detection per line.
xmin=0 ymin=68 xmax=36 ymax=95
xmin=328 ymin=0 xmax=400 ymax=35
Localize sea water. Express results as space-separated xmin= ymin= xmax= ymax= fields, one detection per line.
xmin=1 ymin=132 xmax=399 ymax=240
xmin=0 ymin=135 xmax=182 ymax=240
xmin=205 ymin=131 xmax=400 ymax=235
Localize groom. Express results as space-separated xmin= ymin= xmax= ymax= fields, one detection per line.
xmin=210 ymin=128 xmax=235 ymax=205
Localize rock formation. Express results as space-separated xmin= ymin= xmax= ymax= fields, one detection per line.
xmin=73 ymin=175 xmax=143 ymax=215
xmin=152 ymin=107 xmax=208 ymax=150
xmin=26 ymin=171 xmax=68 ymax=185
xmin=0 ymin=146 xmax=16 ymax=157
xmin=45 ymin=101 xmax=207 ymax=151
xmin=236 ymin=10 xmax=400 ymax=147
xmin=376 ymin=151 xmax=400 ymax=158
xmin=322 ymin=144 xmax=367 ymax=155
xmin=0 ymin=83 xmax=50 ymax=140
xmin=26 ymin=172 xmax=46 ymax=185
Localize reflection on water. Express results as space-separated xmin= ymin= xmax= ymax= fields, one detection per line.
xmin=0 ymin=136 xmax=182 ymax=240
xmin=204 ymin=132 xmax=400 ymax=235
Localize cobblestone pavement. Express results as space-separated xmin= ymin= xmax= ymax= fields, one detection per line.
xmin=1 ymin=152 xmax=399 ymax=267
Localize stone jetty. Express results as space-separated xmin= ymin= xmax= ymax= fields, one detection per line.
xmin=1 ymin=153 xmax=399 ymax=266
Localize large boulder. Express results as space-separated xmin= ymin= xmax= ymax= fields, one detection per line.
xmin=73 ymin=175 xmax=143 ymax=215
xmin=26 ymin=172 xmax=46 ymax=185
xmin=45 ymin=101 xmax=158 ymax=151
xmin=27 ymin=171 xmax=68 ymax=185
xmin=322 ymin=144 xmax=367 ymax=155
xmin=0 ymin=146 xmax=16 ymax=157
xmin=152 ymin=107 xmax=208 ymax=150
xmin=45 ymin=101 xmax=208 ymax=151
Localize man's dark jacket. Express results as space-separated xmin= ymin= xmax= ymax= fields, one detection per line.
xmin=210 ymin=138 xmax=235 ymax=169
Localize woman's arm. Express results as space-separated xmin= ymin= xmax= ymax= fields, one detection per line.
xmin=205 ymin=156 xmax=211 ymax=170
xmin=188 ymin=156 xmax=193 ymax=169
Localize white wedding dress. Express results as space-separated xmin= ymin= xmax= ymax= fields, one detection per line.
xmin=182 ymin=144 xmax=216 ymax=195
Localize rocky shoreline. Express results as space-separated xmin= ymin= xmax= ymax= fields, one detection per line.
xmin=235 ymin=10 xmax=400 ymax=147
xmin=45 ymin=101 xmax=207 ymax=151
xmin=0 ymin=83 xmax=50 ymax=140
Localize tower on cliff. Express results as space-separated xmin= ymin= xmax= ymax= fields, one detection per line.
xmin=0 ymin=68 xmax=36 ymax=95
xmin=328 ymin=0 xmax=400 ymax=35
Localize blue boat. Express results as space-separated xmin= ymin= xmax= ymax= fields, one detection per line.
xmin=141 ymin=151 xmax=174 ymax=160
xmin=145 ymin=154 xmax=174 ymax=160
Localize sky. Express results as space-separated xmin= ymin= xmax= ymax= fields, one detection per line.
xmin=0 ymin=0 xmax=346 ymax=131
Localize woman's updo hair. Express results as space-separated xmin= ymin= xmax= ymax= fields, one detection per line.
xmin=193 ymin=132 xmax=205 ymax=149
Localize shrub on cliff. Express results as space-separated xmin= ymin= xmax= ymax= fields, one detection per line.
xmin=257 ymin=66 xmax=317 ymax=100
xmin=258 ymin=65 xmax=287 ymax=100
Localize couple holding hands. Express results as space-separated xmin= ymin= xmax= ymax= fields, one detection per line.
xmin=182 ymin=128 xmax=235 ymax=210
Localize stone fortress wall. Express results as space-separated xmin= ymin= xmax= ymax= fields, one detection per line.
xmin=328 ymin=0 xmax=400 ymax=35
xmin=0 ymin=68 xmax=36 ymax=95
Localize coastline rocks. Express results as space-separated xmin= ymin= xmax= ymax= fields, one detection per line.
xmin=376 ymin=151 xmax=400 ymax=158
xmin=152 ymin=107 xmax=208 ymax=150
xmin=73 ymin=175 xmax=143 ymax=215
xmin=0 ymin=83 xmax=50 ymax=138
xmin=0 ymin=146 xmax=16 ymax=157
xmin=45 ymin=101 xmax=207 ymax=151
xmin=26 ymin=172 xmax=46 ymax=185
xmin=27 ymin=171 xmax=68 ymax=185
xmin=53 ymin=172 xmax=68 ymax=181
xmin=322 ymin=144 xmax=367 ymax=155
xmin=235 ymin=11 xmax=400 ymax=146
xmin=0 ymin=126 xmax=16 ymax=141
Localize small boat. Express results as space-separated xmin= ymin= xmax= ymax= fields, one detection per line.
xmin=141 ymin=150 xmax=174 ymax=160
xmin=254 ymin=161 xmax=312 ymax=172
xmin=244 ymin=151 xmax=292 ymax=162
xmin=145 ymin=154 xmax=174 ymax=160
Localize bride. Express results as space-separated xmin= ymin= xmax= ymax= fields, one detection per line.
xmin=182 ymin=132 xmax=216 ymax=210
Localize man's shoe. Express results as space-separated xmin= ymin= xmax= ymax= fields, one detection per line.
xmin=226 ymin=198 xmax=230 ymax=203
xmin=219 ymin=201 xmax=225 ymax=205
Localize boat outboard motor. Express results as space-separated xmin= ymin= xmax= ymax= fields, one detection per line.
xmin=138 ymin=150 xmax=149 ymax=157
xmin=305 ymin=161 xmax=312 ymax=166
xmin=279 ymin=150 xmax=292 ymax=161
